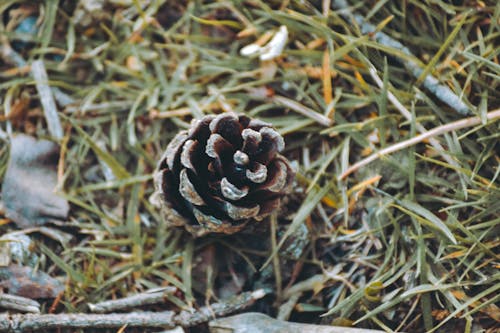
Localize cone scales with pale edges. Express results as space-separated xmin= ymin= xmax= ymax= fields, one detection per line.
xmin=154 ymin=113 xmax=295 ymax=236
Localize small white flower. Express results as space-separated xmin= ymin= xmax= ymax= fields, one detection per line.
xmin=240 ymin=25 xmax=288 ymax=61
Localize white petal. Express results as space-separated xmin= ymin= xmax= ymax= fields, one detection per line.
xmin=260 ymin=25 xmax=288 ymax=61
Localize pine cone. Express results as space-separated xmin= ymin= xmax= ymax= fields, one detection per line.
xmin=154 ymin=112 xmax=295 ymax=236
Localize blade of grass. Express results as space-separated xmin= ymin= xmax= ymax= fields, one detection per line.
xmin=261 ymin=181 xmax=333 ymax=270
xmin=40 ymin=0 xmax=59 ymax=50
xmin=39 ymin=243 xmax=84 ymax=284
xmin=394 ymin=200 xmax=457 ymax=244
xmin=428 ymin=282 xmax=500 ymax=333
xmin=68 ymin=117 xmax=131 ymax=180
xmin=416 ymin=12 xmax=469 ymax=85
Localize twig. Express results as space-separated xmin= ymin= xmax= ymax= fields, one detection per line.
xmin=0 ymin=289 xmax=266 ymax=332
xmin=0 ymin=311 xmax=176 ymax=331
xmin=245 ymin=86 xmax=333 ymax=126
xmin=332 ymin=0 xmax=471 ymax=115
xmin=88 ymin=287 xmax=177 ymax=313
xmin=150 ymin=108 xmax=194 ymax=119
xmin=31 ymin=60 xmax=64 ymax=140
xmin=270 ymin=95 xmax=333 ymax=127
xmin=339 ymin=109 xmax=500 ymax=179
xmin=0 ymin=294 xmax=40 ymax=314
xmin=175 ymin=289 xmax=266 ymax=326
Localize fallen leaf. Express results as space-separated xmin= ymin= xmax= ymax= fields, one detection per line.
xmin=1 ymin=134 xmax=69 ymax=228
xmin=0 ymin=265 xmax=65 ymax=298
xmin=209 ymin=312 xmax=386 ymax=333
xmin=0 ymin=233 xmax=38 ymax=267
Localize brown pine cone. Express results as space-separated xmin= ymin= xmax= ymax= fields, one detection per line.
xmin=154 ymin=112 xmax=295 ymax=236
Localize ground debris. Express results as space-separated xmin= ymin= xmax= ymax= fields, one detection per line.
xmin=1 ymin=134 xmax=69 ymax=228
xmin=0 ymin=265 xmax=64 ymax=299
xmin=0 ymin=289 xmax=266 ymax=331
xmin=209 ymin=312 xmax=387 ymax=333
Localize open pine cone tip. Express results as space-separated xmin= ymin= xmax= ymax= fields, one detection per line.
xmin=154 ymin=112 xmax=295 ymax=236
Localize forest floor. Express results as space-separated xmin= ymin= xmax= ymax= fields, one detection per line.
xmin=0 ymin=1 xmax=499 ymax=332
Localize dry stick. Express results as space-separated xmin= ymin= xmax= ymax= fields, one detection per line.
xmin=339 ymin=109 xmax=500 ymax=179
xmin=150 ymin=108 xmax=195 ymax=119
xmin=332 ymin=0 xmax=470 ymax=115
xmin=88 ymin=287 xmax=177 ymax=313
xmin=0 ymin=312 xmax=176 ymax=331
xmin=245 ymin=87 xmax=333 ymax=127
xmin=31 ymin=60 xmax=64 ymax=140
xmin=0 ymin=289 xmax=266 ymax=332
xmin=271 ymin=95 xmax=333 ymax=127
xmin=0 ymin=294 xmax=40 ymax=314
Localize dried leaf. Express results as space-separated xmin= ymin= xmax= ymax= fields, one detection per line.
xmin=0 ymin=265 xmax=65 ymax=299
xmin=209 ymin=312 xmax=386 ymax=333
xmin=1 ymin=134 xmax=69 ymax=228
xmin=0 ymin=233 xmax=38 ymax=267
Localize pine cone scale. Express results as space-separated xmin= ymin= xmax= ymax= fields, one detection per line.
xmin=246 ymin=162 xmax=267 ymax=183
xmin=180 ymin=139 xmax=200 ymax=171
xmin=163 ymin=131 xmax=189 ymax=171
xmin=209 ymin=113 xmax=244 ymax=145
xmin=220 ymin=177 xmax=249 ymax=201
xmin=178 ymin=169 xmax=206 ymax=206
xmin=241 ymin=128 xmax=261 ymax=155
xmin=262 ymin=158 xmax=290 ymax=192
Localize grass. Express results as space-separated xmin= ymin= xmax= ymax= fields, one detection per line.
xmin=0 ymin=1 xmax=499 ymax=332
